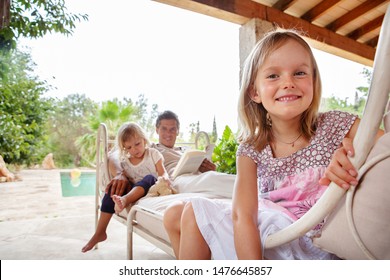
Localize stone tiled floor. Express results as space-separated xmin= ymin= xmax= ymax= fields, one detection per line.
xmin=0 ymin=169 xmax=173 ymax=260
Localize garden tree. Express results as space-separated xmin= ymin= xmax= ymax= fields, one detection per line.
xmin=211 ymin=115 xmax=218 ymax=143
xmin=188 ymin=121 xmax=200 ymax=143
xmin=0 ymin=0 xmax=88 ymax=50
xmin=321 ymin=94 xmax=365 ymax=117
xmin=356 ymin=67 xmax=371 ymax=98
xmin=0 ymin=48 xmax=51 ymax=165
xmin=134 ymin=94 xmax=160 ymax=139
xmin=45 ymin=93 xmax=98 ymax=167
xmin=76 ymin=95 xmax=158 ymax=167
xmin=0 ymin=0 xmax=88 ymax=80
xmin=0 ymin=0 xmax=88 ymax=166
xmin=321 ymin=67 xmax=372 ymax=118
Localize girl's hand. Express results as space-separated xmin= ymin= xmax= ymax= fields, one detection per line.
xmin=319 ymin=138 xmax=359 ymax=190
xmin=159 ymin=175 xmax=172 ymax=187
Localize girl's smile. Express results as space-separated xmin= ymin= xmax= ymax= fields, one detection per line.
xmin=275 ymin=94 xmax=301 ymax=102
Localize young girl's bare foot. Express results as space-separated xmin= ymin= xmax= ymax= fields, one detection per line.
xmin=81 ymin=232 xmax=107 ymax=253
xmin=112 ymin=195 xmax=127 ymax=213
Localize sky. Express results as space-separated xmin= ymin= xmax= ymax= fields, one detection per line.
xmin=21 ymin=0 xmax=371 ymax=139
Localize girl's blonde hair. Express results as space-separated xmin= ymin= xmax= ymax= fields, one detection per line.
xmin=116 ymin=122 xmax=150 ymax=157
xmin=237 ymin=29 xmax=322 ymax=151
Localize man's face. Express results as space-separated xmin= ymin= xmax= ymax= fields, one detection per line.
xmin=156 ymin=119 xmax=178 ymax=148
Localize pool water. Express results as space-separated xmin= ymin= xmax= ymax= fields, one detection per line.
xmin=60 ymin=171 xmax=96 ymax=197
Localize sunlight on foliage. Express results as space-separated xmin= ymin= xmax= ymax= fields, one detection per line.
xmin=212 ymin=125 xmax=238 ymax=174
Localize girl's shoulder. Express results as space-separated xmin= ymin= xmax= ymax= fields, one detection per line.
xmin=237 ymin=142 xmax=255 ymax=156
xmin=147 ymin=147 xmax=164 ymax=162
xmin=314 ymin=110 xmax=358 ymax=142
xmin=237 ymin=142 xmax=267 ymax=164
xmin=148 ymin=146 xmax=161 ymax=154
xmin=317 ymin=110 xmax=357 ymax=125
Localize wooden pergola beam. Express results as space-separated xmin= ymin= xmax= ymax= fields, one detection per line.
xmin=153 ymin=0 xmax=375 ymax=66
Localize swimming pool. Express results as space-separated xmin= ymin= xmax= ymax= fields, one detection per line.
xmin=60 ymin=170 xmax=96 ymax=197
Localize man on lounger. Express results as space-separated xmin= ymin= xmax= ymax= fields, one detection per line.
xmin=109 ymin=110 xmax=235 ymax=197
xmin=82 ymin=110 xmax=234 ymax=253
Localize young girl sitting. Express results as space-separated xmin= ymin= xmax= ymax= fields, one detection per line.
xmin=82 ymin=122 xmax=170 ymax=253
xmin=111 ymin=122 xmax=171 ymax=212
xmin=163 ymin=29 xmax=383 ymax=259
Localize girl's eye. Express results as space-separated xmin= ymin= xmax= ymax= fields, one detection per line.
xmin=295 ymin=71 xmax=306 ymax=76
xmin=266 ymin=74 xmax=278 ymax=79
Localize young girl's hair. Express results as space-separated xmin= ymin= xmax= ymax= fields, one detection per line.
xmin=237 ymin=29 xmax=322 ymax=151
xmin=116 ymin=122 xmax=150 ymax=157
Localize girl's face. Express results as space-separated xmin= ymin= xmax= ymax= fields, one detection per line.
xmin=253 ymin=39 xmax=314 ymax=124
xmin=123 ymin=136 xmax=146 ymax=159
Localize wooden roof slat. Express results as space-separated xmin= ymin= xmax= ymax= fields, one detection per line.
xmin=326 ymin=0 xmax=387 ymax=32
xmin=301 ymin=0 xmax=341 ymax=22
xmin=347 ymin=15 xmax=384 ymax=40
xmin=272 ymin=0 xmax=297 ymax=11
xmin=366 ymin=35 xmax=379 ymax=48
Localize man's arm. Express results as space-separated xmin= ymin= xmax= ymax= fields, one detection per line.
xmin=105 ymin=151 xmax=131 ymax=196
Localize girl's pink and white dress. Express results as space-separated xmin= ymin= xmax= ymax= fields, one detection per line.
xmin=191 ymin=111 xmax=357 ymax=260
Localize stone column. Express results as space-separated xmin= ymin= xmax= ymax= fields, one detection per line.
xmin=238 ymin=19 xmax=275 ymax=80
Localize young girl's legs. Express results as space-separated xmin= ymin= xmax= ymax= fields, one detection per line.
xmin=113 ymin=174 xmax=156 ymax=212
xmin=178 ymin=202 xmax=211 ymax=260
xmin=112 ymin=186 xmax=145 ymax=212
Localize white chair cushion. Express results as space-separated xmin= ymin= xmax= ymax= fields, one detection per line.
xmin=313 ymin=133 xmax=390 ymax=259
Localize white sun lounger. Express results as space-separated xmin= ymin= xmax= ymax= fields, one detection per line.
xmin=95 ymin=125 xmax=233 ymax=259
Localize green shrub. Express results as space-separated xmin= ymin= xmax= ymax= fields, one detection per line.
xmin=212 ymin=125 xmax=238 ymax=174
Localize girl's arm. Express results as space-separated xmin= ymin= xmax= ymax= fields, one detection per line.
xmin=232 ymin=155 xmax=262 ymax=259
xmin=319 ymin=118 xmax=384 ymax=189
xmin=155 ymin=159 xmax=171 ymax=183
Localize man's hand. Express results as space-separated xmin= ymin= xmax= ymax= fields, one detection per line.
xmin=105 ymin=173 xmax=131 ymax=196
xmin=198 ymin=159 xmax=216 ymax=173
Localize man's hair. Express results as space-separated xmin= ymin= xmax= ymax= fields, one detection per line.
xmin=155 ymin=110 xmax=180 ymax=130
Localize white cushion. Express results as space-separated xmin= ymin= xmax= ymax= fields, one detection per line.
xmin=313 ymin=133 xmax=390 ymax=259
